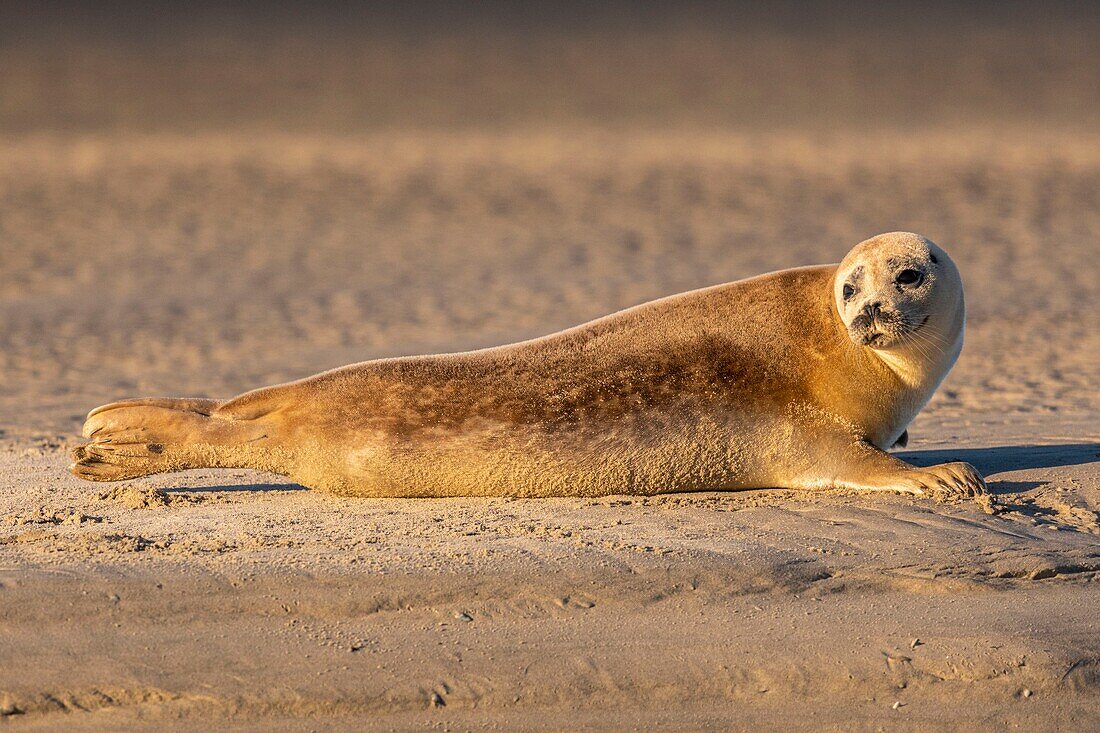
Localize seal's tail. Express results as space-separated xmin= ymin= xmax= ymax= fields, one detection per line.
xmin=70 ymin=397 xmax=270 ymax=481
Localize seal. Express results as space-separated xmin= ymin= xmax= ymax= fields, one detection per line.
xmin=71 ymin=232 xmax=986 ymax=501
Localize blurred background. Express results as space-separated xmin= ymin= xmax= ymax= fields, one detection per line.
xmin=1 ymin=1 xmax=1097 ymax=439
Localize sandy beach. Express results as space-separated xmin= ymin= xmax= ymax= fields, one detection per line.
xmin=1 ymin=4 xmax=1098 ymax=730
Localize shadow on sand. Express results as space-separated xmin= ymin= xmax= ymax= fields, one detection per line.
xmin=169 ymin=482 xmax=308 ymax=494
xmin=900 ymin=443 xmax=1099 ymax=498
xmin=899 ymin=443 xmax=1099 ymax=474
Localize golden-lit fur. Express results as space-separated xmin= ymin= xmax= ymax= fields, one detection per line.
xmin=71 ymin=232 xmax=986 ymax=500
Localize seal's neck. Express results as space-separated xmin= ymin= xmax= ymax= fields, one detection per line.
xmin=856 ymin=307 xmax=964 ymax=449
xmin=872 ymin=305 xmax=965 ymax=392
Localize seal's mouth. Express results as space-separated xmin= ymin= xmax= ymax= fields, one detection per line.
xmin=860 ymin=331 xmax=885 ymax=346
xmin=850 ymin=313 xmax=930 ymax=348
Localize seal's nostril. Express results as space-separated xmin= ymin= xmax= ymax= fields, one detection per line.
xmin=864 ymin=302 xmax=882 ymax=319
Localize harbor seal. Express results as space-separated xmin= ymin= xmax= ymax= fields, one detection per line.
xmin=71 ymin=231 xmax=986 ymax=501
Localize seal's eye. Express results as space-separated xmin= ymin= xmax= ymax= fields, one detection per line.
xmin=896 ymin=269 xmax=923 ymax=286
xmin=842 ymin=284 xmax=855 ymax=300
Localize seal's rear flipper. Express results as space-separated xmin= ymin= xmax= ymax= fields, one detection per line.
xmin=70 ymin=398 xmax=269 ymax=481
xmin=85 ymin=397 xmax=221 ymax=419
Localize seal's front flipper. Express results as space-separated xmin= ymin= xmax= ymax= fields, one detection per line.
xmin=70 ymin=398 xmax=266 ymax=481
xmin=797 ymin=438 xmax=987 ymax=503
xmin=877 ymin=460 xmax=987 ymax=502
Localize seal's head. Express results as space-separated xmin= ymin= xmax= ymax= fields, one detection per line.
xmin=834 ymin=232 xmax=965 ymax=354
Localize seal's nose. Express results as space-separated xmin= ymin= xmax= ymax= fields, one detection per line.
xmin=863 ymin=302 xmax=882 ymax=320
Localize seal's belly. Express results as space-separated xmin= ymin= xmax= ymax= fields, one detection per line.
xmin=332 ymin=405 xmax=779 ymax=498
